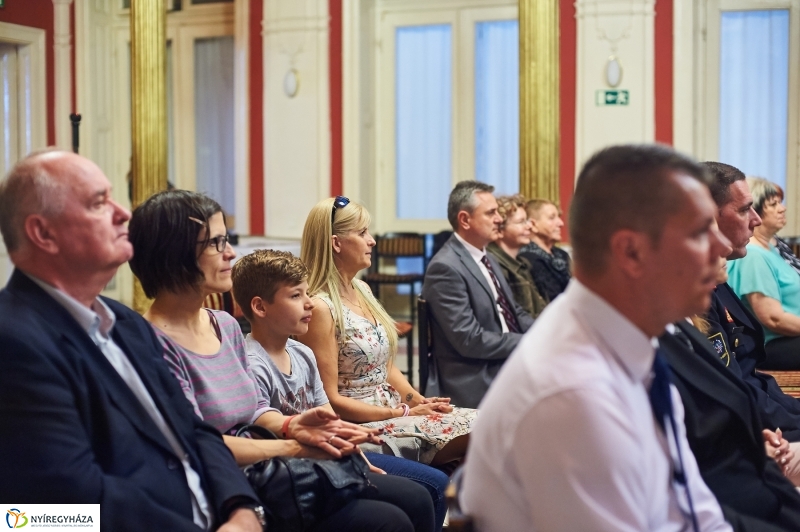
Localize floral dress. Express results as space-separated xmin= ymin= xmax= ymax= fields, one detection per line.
xmin=317 ymin=293 xmax=477 ymax=464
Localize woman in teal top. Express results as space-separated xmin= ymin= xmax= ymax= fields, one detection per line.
xmin=728 ymin=177 xmax=800 ymax=369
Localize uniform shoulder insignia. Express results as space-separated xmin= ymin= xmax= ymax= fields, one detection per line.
xmin=707 ymin=332 xmax=730 ymax=367
xmin=724 ymin=308 xmax=734 ymax=323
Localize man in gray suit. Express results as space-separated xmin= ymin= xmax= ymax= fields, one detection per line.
xmin=422 ymin=181 xmax=534 ymax=408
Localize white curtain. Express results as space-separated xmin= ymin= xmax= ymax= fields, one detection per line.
xmin=475 ymin=20 xmax=519 ymax=196
xmin=719 ymin=10 xmax=789 ymax=190
xmin=396 ymin=25 xmax=452 ymax=220
xmin=194 ymin=36 xmax=235 ymax=217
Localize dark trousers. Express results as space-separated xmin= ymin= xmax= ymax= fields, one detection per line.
xmin=364 ymin=452 xmax=448 ymax=532
xmin=313 ymin=472 xmax=435 ymax=532
xmin=764 ymin=336 xmax=800 ymax=370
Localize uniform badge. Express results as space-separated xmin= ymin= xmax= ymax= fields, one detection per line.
xmin=707 ymin=332 xmax=730 ymax=367
xmin=724 ymin=308 xmax=734 ymax=323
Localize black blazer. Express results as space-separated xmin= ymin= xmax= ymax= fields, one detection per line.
xmin=708 ymin=284 xmax=800 ymax=434
xmin=0 ymin=270 xmax=257 ymax=531
xmin=660 ymin=321 xmax=800 ymax=530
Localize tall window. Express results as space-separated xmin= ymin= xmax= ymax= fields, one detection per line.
xmin=376 ymin=3 xmax=519 ymax=233
xmin=395 ymin=25 xmax=452 ymax=220
xmin=475 ymin=20 xmax=519 ymax=195
xmin=719 ymin=10 xmax=789 ymax=190
xmin=194 ymin=36 xmax=235 ymax=217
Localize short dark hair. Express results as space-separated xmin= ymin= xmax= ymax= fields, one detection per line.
xmin=570 ymin=144 xmax=711 ymax=275
xmin=701 ymin=162 xmax=745 ymax=208
xmin=447 ymin=180 xmax=495 ymax=230
xmin=128 ymin=190 xmax=223 ymax=298
xmin=231 ymin=249 xmax=309 ymax=321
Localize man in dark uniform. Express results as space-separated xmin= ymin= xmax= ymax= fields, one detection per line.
xmin=701 ymin=161 xmax=800 ymax=480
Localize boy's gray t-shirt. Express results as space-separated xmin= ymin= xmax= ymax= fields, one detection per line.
xmin=245 ymin=336 xmax=329 ymax=415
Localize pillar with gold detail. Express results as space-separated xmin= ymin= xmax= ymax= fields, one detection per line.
xmin=130 ymin=0 xmax=168 ymax=313
xmin=519 ymin=0 xmax=560 ymax=203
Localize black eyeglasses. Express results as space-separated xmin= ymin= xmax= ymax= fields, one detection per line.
xmin=331 ymin=196 xmax=350 ymax=226
xmin=198 ymin=234 xmax=230 ymax=253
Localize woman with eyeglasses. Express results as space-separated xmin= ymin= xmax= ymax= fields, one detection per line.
xmin=128 ymin=190 xmax=436 ymax=532
xmin=297 ymin=196 xmax=476 ymax=468
xmin=486 ymin=194 xmax=547 ymax=318
xmin=727 ymin=178 xmax=800 ymax=370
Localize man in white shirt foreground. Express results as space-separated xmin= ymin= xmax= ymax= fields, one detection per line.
xmin=461 ymin=144 xmax=734 ymax=531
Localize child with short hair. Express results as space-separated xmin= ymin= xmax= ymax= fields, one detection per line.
xmin=232 ymin=249 xmax=327 ymax=414
xmin=232 ymin=249 xmax=448 ymax=531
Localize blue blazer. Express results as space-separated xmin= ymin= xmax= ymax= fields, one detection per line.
xmin=0 ymin=270 xmax=257 ymax=531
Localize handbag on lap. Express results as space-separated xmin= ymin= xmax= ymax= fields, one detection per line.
xmin=234 ymin=424 xmax=376 ymax=531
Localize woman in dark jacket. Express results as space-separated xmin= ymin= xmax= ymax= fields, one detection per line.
xmin=520 ymin=198 xmax=571 ymax=303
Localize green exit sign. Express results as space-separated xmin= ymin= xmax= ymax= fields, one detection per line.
xmin=596 ymin=90 xmax=629 ymax=106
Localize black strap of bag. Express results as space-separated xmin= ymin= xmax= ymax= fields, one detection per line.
xmin=234 ymin=424 xmax=376 ymax=532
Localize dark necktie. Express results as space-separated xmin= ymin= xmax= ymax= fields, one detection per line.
xmin=480 ymin=255 xmax=521 ymax=333
xmin=649 ymin=350 xmax=699 ymax=532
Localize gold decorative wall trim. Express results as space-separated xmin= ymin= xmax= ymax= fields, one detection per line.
xmin=130 ymin=0 xmax=167 ymax=313
xmin=519 ymin=0 xmax=560 ymax=203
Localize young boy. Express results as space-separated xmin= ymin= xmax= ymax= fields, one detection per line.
xmin=231 ymin=249 xmax=448 ymax=531
xmin=231 ymin=249 xmax=327 ymax=415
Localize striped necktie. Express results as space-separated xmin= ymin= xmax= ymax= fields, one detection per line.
xmin=480 ymin=255 xmax=521 ymax=333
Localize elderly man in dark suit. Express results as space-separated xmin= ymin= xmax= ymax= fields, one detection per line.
xmin=421 ymin=180 xmax=534 ymax=408
xmin=0 ymin=150 xmax=264 ymax=531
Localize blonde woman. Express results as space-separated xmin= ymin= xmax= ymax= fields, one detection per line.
xmin=298 ymin=196 xmax=476 ymax=467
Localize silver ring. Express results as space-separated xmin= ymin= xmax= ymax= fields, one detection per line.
xmin=327 ymin=436 xmax=335 ymax=444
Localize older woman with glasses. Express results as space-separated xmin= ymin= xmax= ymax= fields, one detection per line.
xmin=486 ymin=194 xmax=547 ymax=318
xmin=728 ymin=177 xmax=800 ymax=370
xmin=298 ymin=196 xmax=476 ymax=468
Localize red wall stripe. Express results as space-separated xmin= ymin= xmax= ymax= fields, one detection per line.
xmin=328 ymin=0 xmax=343 ymax=197
xmin=248 ymin=0 xmax=264 ymax=235
xmin=559 ymin=0 xmax=576 ymax=242
xmin=654 ymin=0 xmax=673 ymax=145
xmin=0 ymin=0 xmax=56 ymax=146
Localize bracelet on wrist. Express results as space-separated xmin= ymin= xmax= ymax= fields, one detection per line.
xmin=400 ymin=403 xmax=410 ymax=417
xmin=282 ymin=415 xmax=298 ymax=439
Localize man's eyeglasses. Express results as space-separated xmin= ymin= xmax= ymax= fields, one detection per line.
xmin=332 ymin=196 xmax=350 ymax=226
xmin=199 ymin=234 xmax=230 ymax=253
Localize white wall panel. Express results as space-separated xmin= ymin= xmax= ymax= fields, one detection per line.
xmin=575 ymin=0 xmax=655 ymax=173
xmin=262 ymin=0 xmax=331 ymax=239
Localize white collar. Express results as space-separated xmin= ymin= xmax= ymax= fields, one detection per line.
xmin=454 ymin=232 xmax=486 ymax=261
xmin=26 ymin=273 xmax=116 ymax=340
xmin=569 ymin=279 xmax=656 ymax=384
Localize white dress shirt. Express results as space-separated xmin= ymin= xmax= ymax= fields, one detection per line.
xmin=29 ymin=275 xmax=213 ymax=530
xmin=453 ymin=232 xmax=509 ymax=333
xmin=461 ymin=279 xmax=731 ymax=532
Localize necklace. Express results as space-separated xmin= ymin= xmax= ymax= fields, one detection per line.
xmin=341 ymin=292 xmax=364 ymax=310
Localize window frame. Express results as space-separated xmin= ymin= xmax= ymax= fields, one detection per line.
xmin=344 ymin=0 xmax=519 ymax=235
xmin=699 ymin=0 xmax=800 ymax=233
